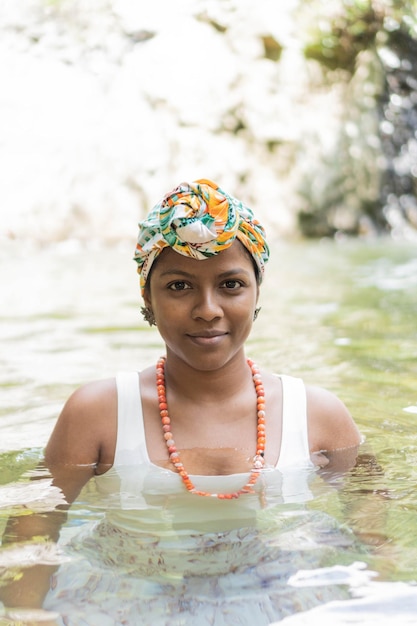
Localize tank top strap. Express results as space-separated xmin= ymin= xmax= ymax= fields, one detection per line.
xmin=114 ymin=371 xmax=149 ymax=466
xmin=276 ymin=374 xmax=311 ymax=469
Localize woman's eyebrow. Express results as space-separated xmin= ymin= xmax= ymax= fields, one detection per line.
xmin=217 ymin=268 xmax=252 ymax=279
xmin=158 ymin=269 xmax=195 ymax=278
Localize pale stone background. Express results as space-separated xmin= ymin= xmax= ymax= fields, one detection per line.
xmin=0 ymin=0 xmax=378 ymax=243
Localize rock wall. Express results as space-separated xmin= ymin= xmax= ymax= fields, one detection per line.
xmin=3 ymin=0 xmax=411 ymax=243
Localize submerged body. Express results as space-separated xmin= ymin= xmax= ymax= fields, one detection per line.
xmin=42 ymin=370 xmax=356 ymax=625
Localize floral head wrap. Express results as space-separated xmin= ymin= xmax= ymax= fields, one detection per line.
xmin=134 ymin=178 xmax=269 ymax=295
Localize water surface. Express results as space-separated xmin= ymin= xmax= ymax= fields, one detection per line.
xmin=1 ymin=238 xmax=417 ymax=624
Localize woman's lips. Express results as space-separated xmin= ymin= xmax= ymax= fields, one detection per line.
xmin=186 ymin=331 xmax=228 ymax=346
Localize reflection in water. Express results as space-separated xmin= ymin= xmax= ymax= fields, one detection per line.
xmin=1 ymin=239 xmax=417 ymax=623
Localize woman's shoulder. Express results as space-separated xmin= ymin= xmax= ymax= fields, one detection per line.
xmin=45 ymin=377 xmax=118 ymax=470
xmin=305 ymin=383 xmax=361 ymax=452
xmin=63 ymin=377 xmax=118 ymax=415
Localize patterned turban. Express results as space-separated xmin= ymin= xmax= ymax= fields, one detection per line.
xmin=134 ymin=179 xmax=269 ymax=295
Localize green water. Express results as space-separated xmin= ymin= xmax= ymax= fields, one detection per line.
xmin=263 ymin=239 xmax=417 ymax=582
xmin=1 ymin=238 xmax=417 ymax=617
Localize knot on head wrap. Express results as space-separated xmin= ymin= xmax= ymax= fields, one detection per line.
xmin=134 ymin=179 xmax=269 ymax=295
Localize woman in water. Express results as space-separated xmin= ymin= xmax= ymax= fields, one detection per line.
xmin=1 ymin=179 xmax=361 ymax=625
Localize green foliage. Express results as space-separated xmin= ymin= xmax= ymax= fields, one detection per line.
xmin=303 ymin=0 xmax=417 ymax=73
xmin=305 ymin=11 xmax=378 ymax=71
xmin=296 ymin=0 xmax=417 ymax=237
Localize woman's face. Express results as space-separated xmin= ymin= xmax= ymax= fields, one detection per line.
xmin=144 ymin=241 xmax=259 ymax=371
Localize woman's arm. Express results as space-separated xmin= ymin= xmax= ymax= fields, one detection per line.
xmin=307 ymin=384 xmax=361 ymax=473
xmin=307 ymin=387 xmax=397 ymax=567
xmin=0 ymin=378 xmax=117 ymax=612
xmin=45 ymin=378 xmax=117 ymax=483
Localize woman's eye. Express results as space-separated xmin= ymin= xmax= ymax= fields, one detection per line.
xmin=168 ymin=281 xmax=189 ymax=291
xmin=223 ymin=280 xmax=242 ymax=290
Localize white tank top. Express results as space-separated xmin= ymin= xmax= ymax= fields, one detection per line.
xmin=113 ymin=371 xmax=313 ymax=473
xmin=93 ymin=372 xmax=315 ymax=534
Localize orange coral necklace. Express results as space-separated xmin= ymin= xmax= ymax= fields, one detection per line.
xmin=156 ymin=356 xmax=266 ymax=499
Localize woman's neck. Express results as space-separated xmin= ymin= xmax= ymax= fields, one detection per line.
xmin=163 ymin=350 xmax=253 ymax=404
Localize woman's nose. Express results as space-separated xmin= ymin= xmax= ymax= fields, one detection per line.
xmin=191 ymin=289 xmax=223 ymax=321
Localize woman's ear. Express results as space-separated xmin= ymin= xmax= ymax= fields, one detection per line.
xmin=140 ymin=286 xmax=157 ymax=326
